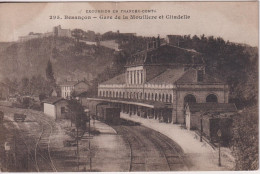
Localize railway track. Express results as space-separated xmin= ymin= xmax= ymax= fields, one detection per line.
xmin=148 ymin=131 xmax=189 ymax=170
xmin=2 ymin=107 xmax=58 ymax=172
xmin=119 ymin=126 xmax=147 ymax=171
xmin=3 ymin=115 xmax=37 ymax=172
xmin=34 ymin=116 xmax=57 ymax=172
xmin=112 ymin=120 xmax=188 ymax=171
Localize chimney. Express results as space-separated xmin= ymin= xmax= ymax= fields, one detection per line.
xmin=157 ymin=35 xmax=161 ymax=47
xmin=152 ymin=37 xmax=156 ymax=48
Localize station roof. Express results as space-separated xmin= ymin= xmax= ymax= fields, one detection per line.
xmin=147 ymin=68 xmax=185 ymax=85
xmin=87 ymin=97 xmax=173 ymax=109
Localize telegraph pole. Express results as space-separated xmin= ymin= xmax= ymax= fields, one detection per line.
xmin=217 ymin=129 xmax=222 ymax=167
xmin=76 ymin=126 xmax=79 ymax=171
xmin=89 ymin=114 xmax=91 ymax=171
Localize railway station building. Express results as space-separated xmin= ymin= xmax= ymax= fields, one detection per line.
xmin=95 ymin=38 xmax=229 ymax=124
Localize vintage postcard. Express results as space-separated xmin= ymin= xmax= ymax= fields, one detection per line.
xmin=0 ymin=1 xmax=258 ymax=172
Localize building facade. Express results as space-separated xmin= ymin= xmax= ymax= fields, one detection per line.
xmin=60 ymin=81 xmax=90 ymax=99
xmin=18 ymin=25 xmax=71 ymax=42
xmin=42 ymin=97 xmax=68 ymax=120
xmin=96 ymin=39 xmax=229 ymax=124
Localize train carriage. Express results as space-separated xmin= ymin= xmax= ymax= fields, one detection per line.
xmin=85 ymin=99 xmax=121 ymax=125
xmin=96 ymin=105 xmax=121 ymax=125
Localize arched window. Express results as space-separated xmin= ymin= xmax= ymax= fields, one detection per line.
xmin=162 ymin=94 xmax=165 ymax=102
xmin=123 ymin=92 xmax=125 ymax=98
xmin=144 ymin=93 xmax=147 ymax=100
xmin=103 ymin=91 xmax=105 ymax=96
xmin=151 ymin=93 xmax=154 ymax=100
xmin=206 ymin=94 xmax=218 ymax=103
xmin=140 ymin=93 xmax=143 ymax=99
xmin=106 ymin=91 xmax=108 ymax=97
xmin=159 ymin=94 xmax=161 ymax=101
xmin=166 ymin=94 xmax=169 ymax=102
xmin=148 ymin=93 xmax=150 ymax=100
xmin=184 ymin=94 xmax=196 ymax=104
xmin=155 ymin=93 xmax=158 ymax=101
xmin=169 ymin=94 xmax=172 ymax=103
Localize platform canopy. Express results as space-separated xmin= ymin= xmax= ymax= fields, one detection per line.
xmin=87 ymin=97 xmax=173 ymax=109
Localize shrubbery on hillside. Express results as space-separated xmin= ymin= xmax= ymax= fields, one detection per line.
xmin=231 ymin=105 xmax=258 ymax=170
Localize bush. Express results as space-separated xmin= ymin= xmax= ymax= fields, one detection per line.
xmin=231 ymin=105 xmax=258 ymax=170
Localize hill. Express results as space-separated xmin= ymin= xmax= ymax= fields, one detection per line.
xmin=0 ymin=37 xmax=117 ymax=83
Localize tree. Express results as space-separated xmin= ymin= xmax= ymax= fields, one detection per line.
xmin=46 ymin=59 xmax=55 ymax=84
xmin=67 ymin=99 xmax=87 ymax=130
xmin=71 ymin=29 xmax=85 ymax=43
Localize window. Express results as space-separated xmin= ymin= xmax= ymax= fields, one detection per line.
xmin=166 ymin=94 xmax=169 ymax=102
xmin=206 ymin=94 xmax=218 ymax=103
xmin=169 ymin=94 xmax=172 ymax=103
xmin=197 ymin=70 xmax=204 ymax=82
xmin=184 ymin=94 xmax=196 ymax=104
xmin=155 ymin=93 xmax=157 ymax=101
xmin=130 ymin=72 xmax=132 ymax=84
xmin=162 ymin=94 xmax=165 ymax=102
xmin=141 ymin=71 xmax=143 ymax=84
xmin=137 ymin=71 xmax=139 ymax=84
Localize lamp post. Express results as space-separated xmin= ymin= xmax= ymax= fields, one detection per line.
xmin=84 ymin=109 xmax=92 ymax=171
xmin=200 ymin=114 xmax=203 ymax=142
xmin=217 ymin=129 xmax=222 ymax=167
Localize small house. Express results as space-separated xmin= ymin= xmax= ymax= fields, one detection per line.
xmin=42 ymin=97 xmax=68 ymax=120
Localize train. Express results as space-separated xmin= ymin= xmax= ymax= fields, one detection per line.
xmin=86 ymin=100 xmax=121 ymax=125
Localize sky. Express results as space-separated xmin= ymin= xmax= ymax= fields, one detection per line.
xmin=0 ymin=2 xmax=258 ymax=46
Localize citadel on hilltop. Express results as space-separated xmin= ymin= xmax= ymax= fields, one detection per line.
xmin=18 ymin=25 xmax=72 ymax=42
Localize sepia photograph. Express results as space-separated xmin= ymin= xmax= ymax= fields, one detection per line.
xmin=0 ymin=1 xmax=258 ymax=172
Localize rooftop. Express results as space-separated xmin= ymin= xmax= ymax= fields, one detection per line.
xmin=100 ymin=73 xmax=125 ymax=85
xmin=147 ymin=68 xmax=185 ymax=85
xmin=60 ymin=80 xmax=90 ymax=86
xmin=176 ymin=69 xmax=225 ymax=84
xmin=42 ymin=97 xmax=65 ymax=104
xmin=126 ymin=44 xmax=204 ymax=67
